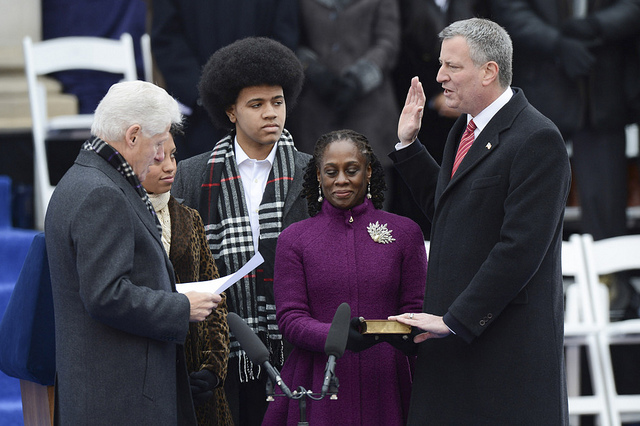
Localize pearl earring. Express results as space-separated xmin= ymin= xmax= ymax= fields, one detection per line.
xmin=367 ymin=182 xmax=372 ymax=199
xmin=318 ymin=185 xmax=323 ymax=202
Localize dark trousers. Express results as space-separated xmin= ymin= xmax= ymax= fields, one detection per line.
xmin=224 ymin=358 xmax=269 ymax=426
xmin=571 ymin=127 xmax=628 ymax=240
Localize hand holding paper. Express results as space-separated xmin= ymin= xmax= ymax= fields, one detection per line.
xmin=186 ymin=292 xmax=221 ymax=322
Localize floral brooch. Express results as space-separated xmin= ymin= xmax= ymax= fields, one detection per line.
xmin=367 ymin=221 xmax=395 ymax=244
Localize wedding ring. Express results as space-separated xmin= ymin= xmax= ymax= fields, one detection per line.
xmin=409 ymin=313 xmax=414 ymax=319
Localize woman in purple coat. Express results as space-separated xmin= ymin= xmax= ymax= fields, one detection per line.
xmin=262 ymin=129 xmax=427 ymax=425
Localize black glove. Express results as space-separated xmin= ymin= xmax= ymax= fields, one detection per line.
xmin=189 ymin=369 xmax=219 ymax=406
xmin=306 ymin=61 xmax=342 ymax=102
xmin=333 ymin=73 xmax=362 ymax=115
xmin=562 ymin=17 xmax=601 ymax=41
xmin=346 ymin=317 xmax=379 ymax=353
xmin=379 ymin=333 xmax=418 ymax=357
xmin=555 ymin=37 xmax=595 ymax=78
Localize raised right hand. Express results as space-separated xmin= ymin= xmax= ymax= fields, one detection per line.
xmin=397 ymin=76 xmax=426 ymax=146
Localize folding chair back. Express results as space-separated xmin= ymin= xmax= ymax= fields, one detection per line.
xmin=582 ymin=233 xmax=640 ymax=425
xmin=23 ymin=33 xmax=138 ymax=230
xmin=562 ymin=234 xmax=612 ymax=425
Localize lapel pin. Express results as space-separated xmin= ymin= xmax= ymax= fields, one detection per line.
xmin=485 ymin=143 xmax=492 ymax=150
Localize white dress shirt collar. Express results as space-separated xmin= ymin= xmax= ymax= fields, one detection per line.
xmin=234 ymin=138 xmax=278 ymax=251
xmin=234 ymin=139 xmax=279 ymax=165
xmin=467 ymin=87 xmax=513 ymax=137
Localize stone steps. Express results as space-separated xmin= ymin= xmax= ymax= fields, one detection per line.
xmin=0 ymin=42 xmax=78 ymax=132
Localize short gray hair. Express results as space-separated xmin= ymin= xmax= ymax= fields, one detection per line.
xmin=91 ymin=80 xmax=182 ymax=142
xmin=440 ymin=18 xmax=513 ymax=88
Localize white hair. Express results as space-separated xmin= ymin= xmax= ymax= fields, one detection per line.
xmin=91 ymin=80 xmax=182 ymax=142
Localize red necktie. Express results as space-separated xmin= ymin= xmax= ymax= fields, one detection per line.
xmin=451 ymin=119 xmax=476 ymax=177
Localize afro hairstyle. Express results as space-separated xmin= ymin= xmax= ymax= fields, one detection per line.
xmin=198 ymin=37 xmax=304 ymax=131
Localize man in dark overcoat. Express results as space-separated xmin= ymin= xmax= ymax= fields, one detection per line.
xmin=389 ymin=18 xmax=571 ymax=424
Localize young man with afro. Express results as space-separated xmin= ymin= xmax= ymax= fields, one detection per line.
xmin=171 ymin=37 xmax=311 ymax=426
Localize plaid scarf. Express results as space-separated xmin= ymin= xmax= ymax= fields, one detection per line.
xmin=83 ymin=136 xmax=161 ymax=235
xmin=199 ymin=129 xmax=296 ymax=380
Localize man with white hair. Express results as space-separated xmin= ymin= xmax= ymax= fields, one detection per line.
xmin=45 ymin=81 xmax=220 ymax=425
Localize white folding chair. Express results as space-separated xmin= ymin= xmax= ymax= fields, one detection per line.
xmin=582 ymin=233 xmax=640 ymax=425
xmin=140 ymin=33 xmax=154 ymax=83
xmin=562 ymin=234 xmax=612 ymax=425
xmin=23 ymin=33 xmax=138 ymax=230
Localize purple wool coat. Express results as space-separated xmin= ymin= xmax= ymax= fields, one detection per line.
xmin=262 ymin=199 xmax=427 ymax=426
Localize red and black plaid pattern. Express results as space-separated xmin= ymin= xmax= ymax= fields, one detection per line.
xmin=198 ymin=129 xmax=296 ymax=378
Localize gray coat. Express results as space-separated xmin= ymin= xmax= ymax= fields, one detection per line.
xmin=391 ymin=89 xmax=571 ymax=424
xmin=45 ymin=149 xmax=196 ymax=425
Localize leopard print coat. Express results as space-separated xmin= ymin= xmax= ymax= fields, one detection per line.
xmin=168 ymin=196 xmax=232 ymax=426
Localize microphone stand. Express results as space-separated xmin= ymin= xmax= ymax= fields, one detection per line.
xmin=265 ymin=377 xmax=275 ymax=402
xmin=295 ymin=387 xmax=310 ymax=426
xmin=267 ymin=379 xmax=339 ymax=426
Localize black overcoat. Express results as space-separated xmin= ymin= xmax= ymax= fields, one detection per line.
xmin=391 ymin=89 xmax=571 ymax=424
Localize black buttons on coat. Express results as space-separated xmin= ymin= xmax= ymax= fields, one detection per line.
xmin=479 ymin=313 xmax=493 ymax=326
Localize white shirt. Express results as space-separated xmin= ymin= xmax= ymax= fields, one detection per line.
xmin=235 ymin=139 xmax=278 ymax=251
xmin=467 ymin=86 xmax=514 ymax=139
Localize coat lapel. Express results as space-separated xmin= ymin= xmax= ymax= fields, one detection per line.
xmin=443 ymin=89 xmax=528 ymax=187
xmin=107 ymin=164 xmax=177 ymax=290
xmin=78 ymin=150 xmax=164 ymax=247
xmin=448 ymin=122 xmax=501 ymax=182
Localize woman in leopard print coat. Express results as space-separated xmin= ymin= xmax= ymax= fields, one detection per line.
xmin=144 ymin=134 xmax=232 ymax=426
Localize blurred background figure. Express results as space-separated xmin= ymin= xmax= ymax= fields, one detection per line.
xmin=150 ymin=0 xmax=299 ymax=160
xmin=142 ymin=130 xmax=232 ymax=426
xmin=287 ymin=0 xmax=402 ymax=211
xmin=491 ymin=0 xmax=640 ymax=242
xmin=391 ymin=0 xmax=488 ymax=237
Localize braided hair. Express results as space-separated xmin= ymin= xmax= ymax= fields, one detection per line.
xmin=302 ymin=129 xmax=387 ymax=217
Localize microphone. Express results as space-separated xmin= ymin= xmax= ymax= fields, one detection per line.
xmin=227 ymin=312 xmax=293 ymax=398
xmin=321 ymin=302 xmax=351 ymax=396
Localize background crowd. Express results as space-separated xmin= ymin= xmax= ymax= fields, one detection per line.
xmin=32 ymin=0 xmax=640 ymax=243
